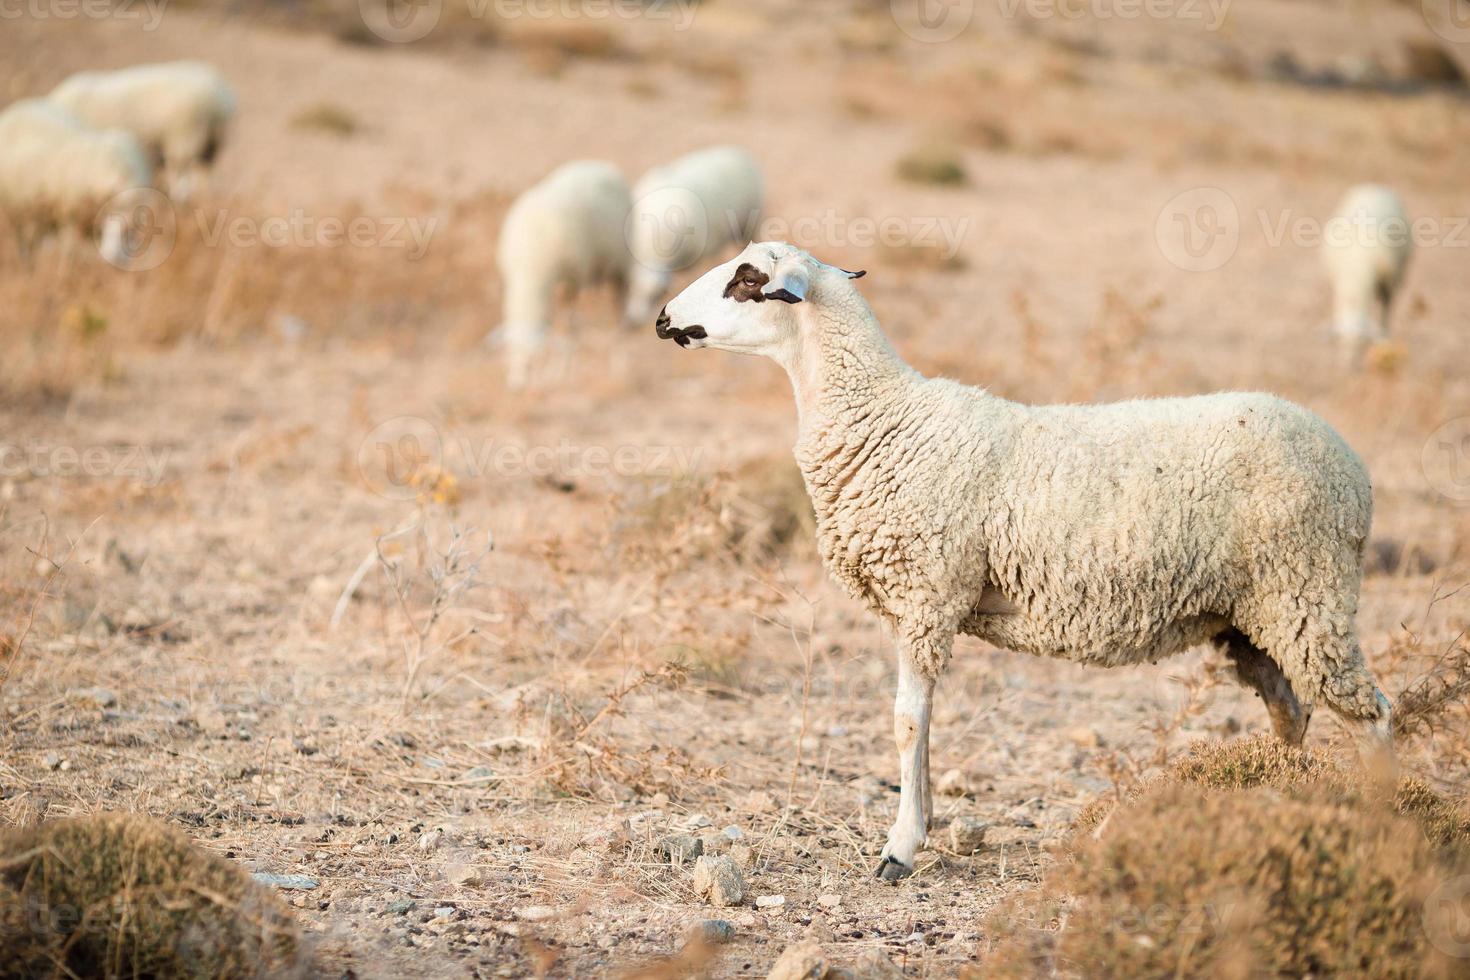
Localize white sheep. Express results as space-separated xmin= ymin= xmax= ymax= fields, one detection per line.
xmin=623 ymin=145 xmax=763 ymax=328
xmin=1321 ymin=184 xmax=1413 ymax=363
xmin=49 ymin=61 xmax=235 ymax=201
xmin=0 ymin=99 xmax=154 ymax=267
xmin=658 ymin=242 xmax=1395 ymax=879
xmin=495 ymin=160 xmax=633 ymax=388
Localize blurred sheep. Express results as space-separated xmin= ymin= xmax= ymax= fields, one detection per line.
xmin=1321 ymin=184 xmax=1413 ymax=364
xmin=623 ymin=145 xmax=763 ymax=328
xmin=495 ymin=160 xmax=633 ymax=387
xmin=49 ymin=61 xmax=235 ymax=201
xmin=0 ymin=99 xmax=154 ymax=267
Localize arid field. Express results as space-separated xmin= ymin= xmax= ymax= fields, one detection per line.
xmin=2 ymin=1 xmax=1470 ymax=977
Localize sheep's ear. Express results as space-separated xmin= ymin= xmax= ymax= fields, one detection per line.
xmin=762 ymin=262 xmax=810 ymax=304
xmin=840 ymin=268 xmax=866 ymax=279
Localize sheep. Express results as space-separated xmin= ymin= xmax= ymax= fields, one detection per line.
xmin=495 ymin=160 xmax=633 ymax=387
xmin=656 ymin=242 xmax=1396 ymax=879
xmin=1321 ymin=184 xmax=1413 ymax=364
xmin=48 ymin=61 xmax=235 ymax=201
xmin=0 ymin=99 xmax=155 ymax=267
xmin=622 ymin=145 xmax=763 ymax=329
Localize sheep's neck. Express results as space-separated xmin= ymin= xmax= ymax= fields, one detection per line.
xmin=785 ymin=302 xmax=917 ymax=476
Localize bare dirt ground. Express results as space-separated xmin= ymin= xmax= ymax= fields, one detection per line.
xmin=2 ymin=1 xmax=1470 ymax=976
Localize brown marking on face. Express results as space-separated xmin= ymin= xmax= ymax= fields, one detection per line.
xmin=722 ymin=262 xmax=770 ymax=303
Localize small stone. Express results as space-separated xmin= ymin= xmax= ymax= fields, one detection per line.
xmin=734 ymin=911 xmax=758 ymax=927
xmin=251 ymin=873 xmax=319 ymax=891
xmin=433 ymin=906 xmax=455 ymax=919
xmin=740 ymin=790 xmax=776 ymax=813
xmin=936 ymin=768 xmax=971 ymax=797
xmin=766 ymin=939 xmax=831 ymax=980
xmin=693 ymin=855 xmax=746 ymax=907
xmin=851 ymin=949 xmax=903 ymax=977
xmin=728 ymin=844 xmax=753 ymax=867
xmin=71 ymin=686 xmax=118 ymax=708
xmin=949 ymin=817 xmax=989 ymax=855
xmin=43 ymin=753 xmax=63 ymax=771
xmin=816 ymin=892 xmax=841 ymax=909
xmin=446 ymin=864 xmax=482 ymax=887
xmin=388 ymin=899 xmax=415 ymax=915
xmin=720 ymin=825 xmax=744 ymax=842
xmin=687 ymin=919 xmax=736 ymax=946
xmin=517 ymin=905 xmax=557 ymax=922
xmin=419 ymin=829 xmax=443 ymax=853
xmin=684 ymin=813 xmax=713 ymax=830
xmin=1068 ymin=726 xmax=1102 ymax=749
xmin=661 ymin=833 xmax=704 ymax=866
xmin=804 ymin=918 xmax=835 ymax=943
xmin=461 ymin=766 xmax=495 ymax=784
xmin=755 ymin=894 xmax=786 ymax=909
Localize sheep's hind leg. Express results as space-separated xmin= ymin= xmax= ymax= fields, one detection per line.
xmin=875 ymin=636 xmax=947 ymax=882
xmin=1217 ymin=629 xmax=1311 ymax=745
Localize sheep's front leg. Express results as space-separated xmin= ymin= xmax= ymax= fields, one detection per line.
xmin=875 ymin=654 xmax=937 ymax=881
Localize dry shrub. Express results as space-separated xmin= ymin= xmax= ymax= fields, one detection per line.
xmin=290 ymin=102 xmax=360 ymax=137
xmin=1076 ymin=735 xmax=1470 ymax=848
xmin=894 ymin=145 xmax=969 ymax=187
xmin=609 ymin=456 xmax=814 ymax=571
xmin=981 ymin=782 xmax=1470 ymax=979
xmin=1401 ymin=40 xmax=1467 ymax=87
xmin=0 ymin=812 xmax=305 ymax=979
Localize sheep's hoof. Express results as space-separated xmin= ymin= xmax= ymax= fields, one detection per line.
xmin=873 ymin=856 xmax=913 ymax=881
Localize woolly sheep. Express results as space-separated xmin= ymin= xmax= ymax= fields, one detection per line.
xmin=1321 ymin=184 xmax=1413 ymax=364
xmin=495 ymin=160 xmax=633 ymax=388
xmin=622 ymin=145 xmax=763 ymax=328
xmin=0 ymin=99 xmax=154 ymax=267
xmin=657 ymin=242 xmax=1395 ymax=879
xmin=49 ymin=61 xmax=235 ymax=201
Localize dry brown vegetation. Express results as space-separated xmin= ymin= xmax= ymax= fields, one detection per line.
xmin=1 ymin=0 xmax=1469 ymax=976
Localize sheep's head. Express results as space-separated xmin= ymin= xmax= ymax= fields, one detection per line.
xmin=655 ymin=242 xmax=864 ymax=358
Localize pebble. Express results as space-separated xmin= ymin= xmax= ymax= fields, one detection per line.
xmin=71 ymin=686 xmax=118 ymax=708
xmin=720 ymin=825 xmax=744 ymax=842
xmin=816 ymin=893 xmax=841 ymax=909
xmin=251 ymin=873 xmax=319 ymax=891
xmin=852 ymin=949 xmax=905 ymax=979
xmin=949 ymin=816 xmax=989 ymax=855
xmin=661 ymin=833 xmax=704 ymax=866
xmin=766 ymin=939 xmax=832 ymax=980
xmin=517 ymin=906 xmax=557 ymax=922
xmin=433 ymin=906 xmax=455 ymax=919
xmin=686 ymin=919 xmax=736 ymax=946
xmin=461 ymin=766 xmax=495 ymax=784
xmin=755 ymin=894 xmax=786 ymax=909
xmin=418 ymin=829 xmax=443 ymax=853
xmin=388 ymin=899 xmax=415 ymax=915
xmin=692 ymin=855 xmax=746 ymax=907
xmin=936 ymin=768 xmax=972 ymax=797
xmin=683 ymin=813 xmax=712 ymax=830
xmin=43 ymin=752 xmax=63 ymax=771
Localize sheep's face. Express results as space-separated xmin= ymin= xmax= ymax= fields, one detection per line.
xmin=656 ymin=242 xmax=862 ymax=360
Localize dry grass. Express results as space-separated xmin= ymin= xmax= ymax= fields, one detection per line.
xmin=979 ymin=780 xmax=1470 ymax=979
xmin=0 ymin=812 xmax=305 ymax=979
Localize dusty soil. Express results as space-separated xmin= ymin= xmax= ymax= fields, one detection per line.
xmin=2 ymin=1 xmax=1469 ymax=976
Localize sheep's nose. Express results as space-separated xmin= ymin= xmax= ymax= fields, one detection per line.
xmin=655 ymin=306 xmax=670 ymax=334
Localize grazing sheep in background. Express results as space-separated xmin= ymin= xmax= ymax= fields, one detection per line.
xmin=1321 ymin=184 xmax=1413 ymax=364
xmin=49 ymin=61 xmax=235 ymax=201
xmin=0 ymin=99 xmax=154 ymax=267
xmin=656 ymin=242 xmax=1395 ymax=880
xmin=496 ymin=160 xmax=633 ymax=387
xmin=623 ymin=145 xmax=763 ymax=329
